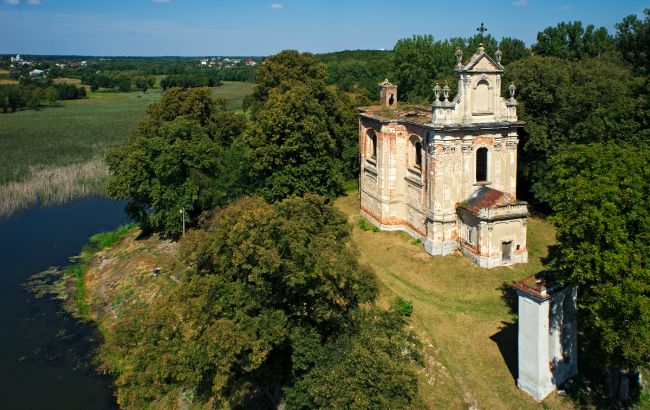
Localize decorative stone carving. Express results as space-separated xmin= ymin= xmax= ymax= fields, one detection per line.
xmin=494 ymin=141 xmax=503 ymax=151
xmin=427 ymin=143 xmax=436 ymax=155
xmin=461 ymin=144 xmax=473 ymax=155
xmin=495 ymin=49 xmax=502 ymax=64
xmin=443 ymin=145 xmax=456 ymax=154
xmin=506 ymin=140 xmax=518 ymax=150
xmin=443 ymin=82 xmax=450 ymax=101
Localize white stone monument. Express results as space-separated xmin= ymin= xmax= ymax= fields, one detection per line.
xmin=513 ymin=273 xmax=578 ymax=401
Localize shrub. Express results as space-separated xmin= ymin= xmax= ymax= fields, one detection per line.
xmin=391 ymin=297 xmax=414 ymax=317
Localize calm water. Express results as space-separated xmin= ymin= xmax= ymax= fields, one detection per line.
xmin=0 ymin=198 xmax=129 ymax=409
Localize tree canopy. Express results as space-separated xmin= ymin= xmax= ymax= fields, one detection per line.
xmin=245 ymin=50 xmax=358 ymax=201
xmin=106 ymin=87 xmax=249 ymax=237
xmin=532 ymin=21 xmax=615 ymax=60
xmin=102 ymin=195 xmax=421 ymax=409
xmin=544 ymin=143 xmax=650 ymax=372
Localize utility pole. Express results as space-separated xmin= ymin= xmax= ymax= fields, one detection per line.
xmin=180 ymin=208 xmax=185 ymax=237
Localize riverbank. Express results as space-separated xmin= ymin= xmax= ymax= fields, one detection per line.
xmin=0 ymin=158 xmax=109 ymax=217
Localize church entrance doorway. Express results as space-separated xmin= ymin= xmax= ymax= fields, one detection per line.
xmin=502 ymin=241 xmax=512 ymax=263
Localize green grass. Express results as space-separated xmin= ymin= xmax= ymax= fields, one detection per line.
xmin=0 ymin=81 xmax=254 ymax=186
xmin=67 ymin=223 xmax=137 ymax=319
xmin=334 ymin=193 xmax=574 ymax=409
xmin=211 ymin=80 xmax=255 ymax=110
xmin=88 ymin=223 xmax=137 ymax=250
xmin=0 ymin=90 xmax=162 ymax=185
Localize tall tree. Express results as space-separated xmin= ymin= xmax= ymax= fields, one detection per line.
xmin=245 ymin=50 xmax=358 ymax=196
xmin=498 ymin=37 xmax=530 ymax=65
xmin=533 ymin=21 xmax=615 ymax=60
xmin=616 ymin=8 xmax=650 ymax=74
xmin=544 ymin=143 xmax=650 ymax=373
xmin=106 ymin=87 xmax=249 ymax=236
xmin=505 ymin=55 xmax=642 ymax=204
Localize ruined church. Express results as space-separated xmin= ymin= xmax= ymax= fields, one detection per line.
xmin=359 ymin=44 xmax=528 ymax=268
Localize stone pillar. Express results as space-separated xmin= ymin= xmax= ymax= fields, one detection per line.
xmin=513 ymin=274 xmax=577 ymax=401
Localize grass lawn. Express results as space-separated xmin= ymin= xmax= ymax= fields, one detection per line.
xmin=335 ymin=190 xmax=575 ymax=409
xmin=211 ymin=80 xmax=255 ymax=109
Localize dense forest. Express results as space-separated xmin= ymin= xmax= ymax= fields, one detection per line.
xmin=86 ymin=9 xmax=650 ymax=408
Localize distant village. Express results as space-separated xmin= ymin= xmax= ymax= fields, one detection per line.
xmin=3 ymin=54 xmax=262 ymax=80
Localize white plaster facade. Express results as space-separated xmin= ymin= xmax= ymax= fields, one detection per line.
xmin=359 ymin=45 xmax=528 ymax=268
xmin=513 ymin=275 xmax=578 ymax=401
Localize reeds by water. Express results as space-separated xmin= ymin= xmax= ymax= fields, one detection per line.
xmin=0 ymin=158 xmax=110 ymax=217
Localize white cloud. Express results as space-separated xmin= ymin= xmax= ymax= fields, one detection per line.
xmin=271 ymin=3 xmax=283 ymax=9
xmin=511 ymin=0 xmax=528 ymax=5
xmin=5 ymin=0 xmax=43 ymax=4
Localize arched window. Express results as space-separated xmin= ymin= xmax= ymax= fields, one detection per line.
xmin=368 ymin=131 xmax=377 ymax=159
xmin=415 ymin=141 xmax=422 ymax=167
xmin=476 ymin=147 xmax=488 ymax=182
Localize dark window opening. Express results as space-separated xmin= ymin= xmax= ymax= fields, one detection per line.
xmin=370 ymin=133 xmax=377 ymax=158
xmin=502 ymin=241 xmax=512 ymax=262
xmin=476 ymin=147 xmax=488 ymax=182
xmin=388 ymin=93 xmax=395 ymax=106
xmin=415 ymin=141 xmax=422 ymax=167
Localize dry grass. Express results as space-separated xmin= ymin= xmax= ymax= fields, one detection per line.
xmin=0 ymin=78 xmax=18 ymax=84
xmin=0 ymin=157 xmax=110 ymax=217
xmin=83 ymin=227 xmax=179 ymax=330
xmin=334 ymin=191 xmax=574 ymax=409
xmin=53 ymin=77 xmax=82 ymax=85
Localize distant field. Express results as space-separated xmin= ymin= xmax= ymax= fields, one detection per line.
xmin=335 ymin=191 xmax=574 ymax=409
xmin=211 ymin=80 xmax=254 ymax=109
xmin=0 ymin=81 xmax=253 ymax=186
xmin=0 ymin=79 xmax=18 ymax=84
xmin=0 ymin=89 xmax=162 ymax=185
xmin=0 ymin=69 xmax=10 ymax=75
xmin=53 ymin=77 xmax=82 ymax=85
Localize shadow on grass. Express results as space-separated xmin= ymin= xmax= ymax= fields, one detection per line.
xmin=490 ymin=321 xmax=518 ymax=384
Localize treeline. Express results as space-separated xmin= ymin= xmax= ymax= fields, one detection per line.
xmin=104 ymin=51 xmax=422 ymax=408
xmin=0 ymin=81 xmax=86 ymax=113
xmin=160 ymin=72 xmax=222 ymax=90
xmin=80 ymin=71 xmax=156 ymax=92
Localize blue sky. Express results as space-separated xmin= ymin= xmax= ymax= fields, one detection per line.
xmin=0 ymin=0 xmax=647 ymax=56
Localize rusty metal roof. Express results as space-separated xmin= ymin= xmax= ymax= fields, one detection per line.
xmin=463 ymin=186 xmax=517 ymax=213
xmin=511 ymin=272 xmax=560 ymax=300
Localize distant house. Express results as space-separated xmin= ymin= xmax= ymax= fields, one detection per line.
xmin=245 ymin=59 xmax=257 ymax=66
xmin=29 ymin=69 xmax=45 ymax=78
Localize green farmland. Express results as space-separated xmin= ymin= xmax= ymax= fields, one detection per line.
xmin=0 ymin=81 xmax=254 ymax=185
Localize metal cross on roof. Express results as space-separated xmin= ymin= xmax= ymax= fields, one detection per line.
xmin=476 ymin=22 xmax=488 ymax=40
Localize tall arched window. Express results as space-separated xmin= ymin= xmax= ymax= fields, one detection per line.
xmin=476 ymin=147 xmax=488 ymax=182
xmin=415 ymin=141 xmax=422 ymax=167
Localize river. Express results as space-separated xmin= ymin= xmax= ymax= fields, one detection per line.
xmin=0 ymin=198 xmax=129 ymax=409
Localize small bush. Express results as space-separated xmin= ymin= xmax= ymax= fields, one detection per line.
xmin=88 ymin=223 xmax=136 ymax=251
xmin=412 ymin=238 xmax=421 ymax=245
xmin=391 ymin=297 xmax=414 ymax=317
xmin=358 ymin=217 xmax=380 ymax=232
